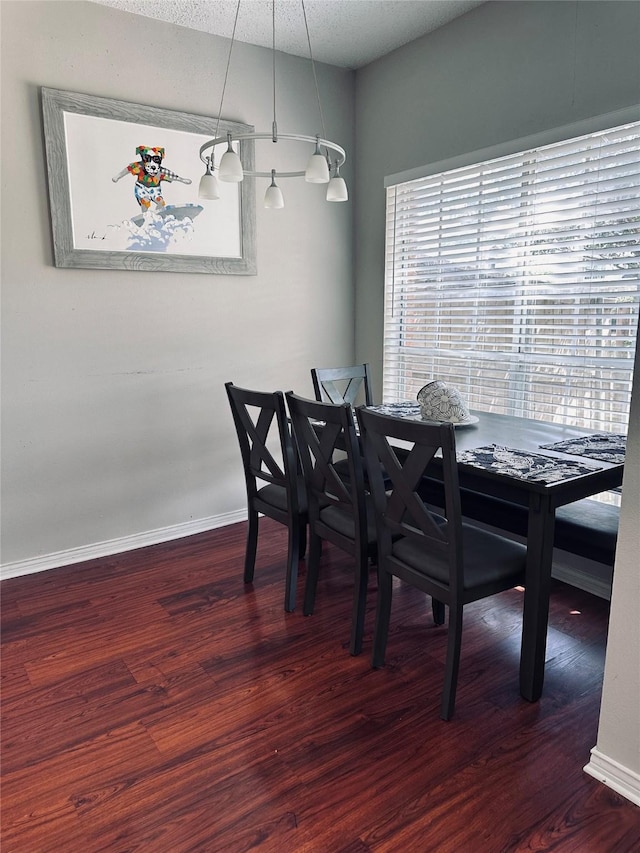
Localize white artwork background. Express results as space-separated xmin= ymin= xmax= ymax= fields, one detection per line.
xmin=64 ymin=111 xmax=241 ymax=257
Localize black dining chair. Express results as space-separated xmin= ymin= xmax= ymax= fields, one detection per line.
xmin=357 ymin=407 xmax=527 ymax=721
xmin=311 ymin=363 xmax=374 ymax=407
xmin=286 ymin=392 xmax=377 ymax=655
xmin=225 ymin=382 xmax=307 ymax=613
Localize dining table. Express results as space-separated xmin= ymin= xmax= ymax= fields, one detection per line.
xmin=364 ymin=403 xmax=626 ymax=703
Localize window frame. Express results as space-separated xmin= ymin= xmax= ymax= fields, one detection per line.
xmin=383 ymin=107 xmax=640 ymax=438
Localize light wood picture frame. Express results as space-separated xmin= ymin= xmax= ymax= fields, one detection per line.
xmin=41 ymin=87 xmax=257 ymax=275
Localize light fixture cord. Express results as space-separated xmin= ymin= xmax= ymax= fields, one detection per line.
xmin=214 ymin=0 xmax=242 ymax=142
xmin=301 ymin=0 xmax=327 ymax=144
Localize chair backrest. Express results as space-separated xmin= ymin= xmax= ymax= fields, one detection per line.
xmin=286 ymin=392 xmax=367 ymax=546
xmin=225 ymin=382 xmax=299 ymax=513
xmin=356 ymin=407 xmax=464 ymax=599
xmin=311 ymin=363 xmax=374 ymax=407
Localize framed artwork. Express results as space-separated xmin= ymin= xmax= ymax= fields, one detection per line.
xmin=41 ymin=87 xmax=256 ymax=275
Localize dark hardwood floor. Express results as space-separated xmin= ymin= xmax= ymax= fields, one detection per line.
xmin=2 ymin=519 xmax=639 ymax=852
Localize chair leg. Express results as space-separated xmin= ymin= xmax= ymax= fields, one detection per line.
xmin=303 ymin=532 xmax=323 ymax=616
xmin=372 ymin=569 xmax=393 ymax=668
xmin=284 ymin=520 xmax=301 ymax=613
xmin=244 ymin=509 xmax=259 ymax=583
xmin=440 ymin=604 xmax=463 ymax=721
xmin=298 ymin=520 xmax=307 ymax=560
xmin=349 ymin=551 xmax=369 ymax=656
xmin=432 ymin=599 xmax=445 ymax=625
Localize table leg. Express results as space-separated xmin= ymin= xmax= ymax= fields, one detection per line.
xmin=520 ymin=492 xmax=556 ymax=701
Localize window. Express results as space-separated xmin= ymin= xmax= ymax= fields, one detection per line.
xmin=384 ymin=118 xmax=640 ymax=437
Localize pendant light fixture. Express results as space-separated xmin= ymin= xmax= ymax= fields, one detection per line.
xmin=198 ymin=157 xmax=220 ymax=199
xmin=198 ymin=0 xmax=348 ymax=209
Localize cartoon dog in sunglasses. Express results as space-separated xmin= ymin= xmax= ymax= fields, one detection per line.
xmin=112 ymin=146 xmax=192 ymax=212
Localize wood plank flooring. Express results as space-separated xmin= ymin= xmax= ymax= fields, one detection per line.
xmin=2 ymin=519 xmax=639 ymax=852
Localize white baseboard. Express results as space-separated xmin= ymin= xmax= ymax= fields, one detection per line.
xmin=0 ymin=510 xmax=247 ymax=581
xmin=584 ymin=747 xmax=640 ymax=807
xmin=551 ymin=561 xmax=612 ymax=601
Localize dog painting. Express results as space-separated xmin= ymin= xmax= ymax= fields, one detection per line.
xmin=113 ymin=145 xmax=192 ymax=212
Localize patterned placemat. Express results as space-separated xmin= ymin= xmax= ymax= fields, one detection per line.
xmin=539 ymin=433 xmax=626 ymax=464
xmin=367 ymin=403 xmax=422 ymax=420
xmin=456 ymin=445 xmax=603 ymax=484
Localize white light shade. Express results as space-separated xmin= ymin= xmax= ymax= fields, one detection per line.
xmin=305 ymin=140 xmax=330 ymax=183
xmin=264 ymin=183 xmax=284 ymax=209
xmin=198 ymin=173 xmax=220 ymax=200
xmin=326 ymin=175 xmax=348 ymax=202
xmin=219 ymin=142 xmax=244 ymax=182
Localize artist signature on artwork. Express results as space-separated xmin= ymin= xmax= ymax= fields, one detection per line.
xmin=87 ymin=231 xmax=107 ymax=240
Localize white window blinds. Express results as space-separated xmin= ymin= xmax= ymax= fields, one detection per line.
xmin=384 ymin=120 xmax=640 ymax=433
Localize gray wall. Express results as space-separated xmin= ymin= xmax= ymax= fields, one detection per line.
xmin=354 ymin=0 xmax=640 ymax=392
xmin=354 ymin=0 xmax=640 ymax=803
xmin=0 ymin=0 xmax=354 ymax=570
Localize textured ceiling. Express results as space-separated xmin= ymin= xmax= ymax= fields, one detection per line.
xmin=91 ymin=1 xmax=485 ymax=69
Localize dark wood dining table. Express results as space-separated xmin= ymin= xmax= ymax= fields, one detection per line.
xmin=365 ymin=405 xmax=625 ymax=703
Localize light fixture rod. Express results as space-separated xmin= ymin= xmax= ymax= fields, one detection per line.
xmin=213 ymin=0 xmax=241 ymax=142
xmin=301 ymin=0 xmax=327 ymax=142
xmin=272 ymin=0 xmax=277 ymax=133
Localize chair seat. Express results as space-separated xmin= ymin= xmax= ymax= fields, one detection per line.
xmin=258 ymin=477 xmax=308 ymax=513
xmin=318 ymin=497 xmax=447 ymax=546
xmin=319 ymin=494 xmax=377 ymax=545
xmin=392 ymin=523 xmax=526 ymax=591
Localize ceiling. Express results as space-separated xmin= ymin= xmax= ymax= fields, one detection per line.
xmin=91 ymin=0 xmax=485 ymax=69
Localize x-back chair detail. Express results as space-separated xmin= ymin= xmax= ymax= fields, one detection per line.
xmin=311 ymin=363 xmax=374 ymax=407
